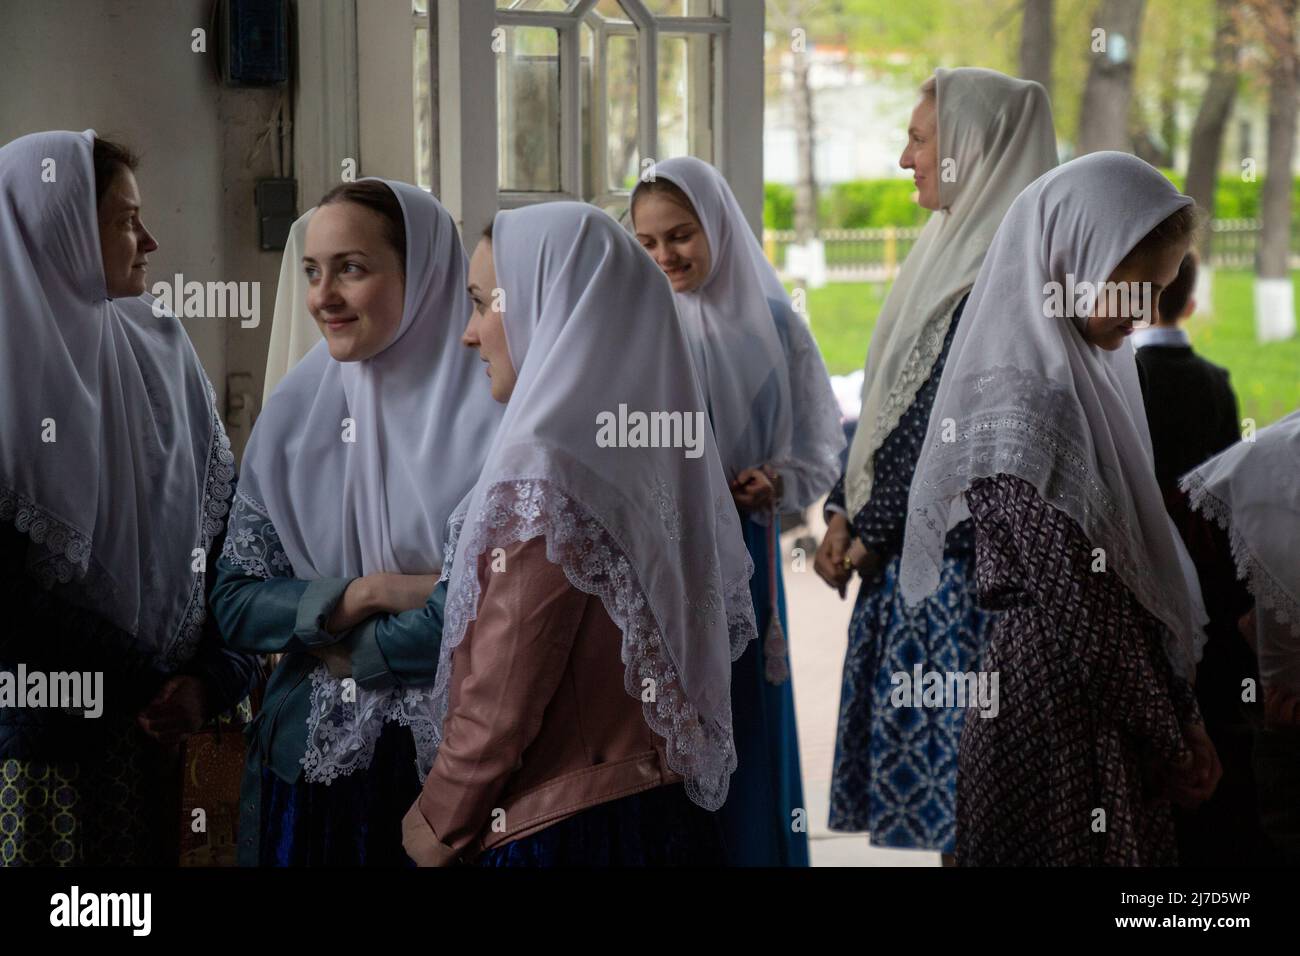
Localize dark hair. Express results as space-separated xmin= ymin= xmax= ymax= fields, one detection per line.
xmin=317 ymin=180 xmax=407 ymax=272
xmin=1118 ymin=203 xmax=1201 ymax=273
xmin=482 ymin=219 xmax=493 ymax=241
xmin=630 ymin=177 xmax=699 ymax=222
xmin=1158 ymin=249 xmax=1198 ymax=323
xmin=92 ymin=137 xmax=140 ymax=206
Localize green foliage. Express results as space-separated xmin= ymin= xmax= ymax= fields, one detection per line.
xmin=764 ymin=182 xmax=795 ymax=231
xmin=820 ymin=180 xmax=926 ymax=228
xmin=792 ymin=271 xmax=1300 ymax=427
xmin=765 ymin=173 xmax=1299 ymax=231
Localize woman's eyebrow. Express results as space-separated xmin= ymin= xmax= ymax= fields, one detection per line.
xmin=302 ymin=250 xmax=371 ymax=262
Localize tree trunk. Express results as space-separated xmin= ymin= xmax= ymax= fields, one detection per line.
xmin=1256 ymin=0 xmax=1298 ymax=342
xmin=791 ymin=45 xmax=818 ymax=243
xmin=1019 ymin=0 xmax=1054 ymax=101
xmin=1077 ymin=0 xmax=1147 ymax=153
xmin=1185 ymin=0 xmax=1242 ymax=261
xmin=1259 ymin=0 xmax=1297 ymax=281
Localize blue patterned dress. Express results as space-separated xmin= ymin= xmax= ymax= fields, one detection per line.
xmin=714 ymin=299 xmax=816 ymax=868
xmin=826 ymin=295 xmax=995 ymax=853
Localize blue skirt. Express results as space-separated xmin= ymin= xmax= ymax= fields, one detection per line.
xmin=715 ymin=516 xmax=810 ymax=867
xmin=259 ymin=721 xmax=421 ymax=867
xmin=474 ymin=783 xmax=725 ymax=867
xmin=827 ymin=548 xmax=991 ymax=853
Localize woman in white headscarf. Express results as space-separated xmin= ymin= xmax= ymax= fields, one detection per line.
xmin=401 ymin=201 xmax=756 ymax=867
xmin=1183 ymin=410 xmax=1300 ymax=863
xmin=210 ymin=179 xmax=503 ymax=866
xmin=899 ymin=152 xmax=1222 ymax=865
xmin=262 ymin=209 xmax=316 ymax=404
xmin=0 ymin=130 xmax=257 ymax=865
xmin=629 ymin=156 xmax=844 ymax=866
xmin=810 ymin=68 xmax=1058 ymax=858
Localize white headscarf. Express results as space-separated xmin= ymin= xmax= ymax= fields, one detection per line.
xmin=436 ymin=201 xmax=757 ymax=811
xmin=0 ymin=129 xmax=233 ymax=671
xmin=228 ymin=181 xmax=502 ymax=783
xmin=845 ymin=68 xmax=1058 ymax=516
xmin=899 ymin=152 xmax=1209 ymax=678
xmin=262 ymin=209 xmax=318 ymax=405
xmin=635 ymin=157 xmax=844 ymax=509
xmin=1183 ymin=411 xmax=1300 ymax=693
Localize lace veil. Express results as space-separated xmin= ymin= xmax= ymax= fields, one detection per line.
xmin=436 ymin=202 xmax=758 ymax=811
xmin=226 ymin=182 xmax=501 ymax=784
xmin=844 ymin=68 xmax=1058 ymax=517
xmin=1183 ymin=410 xmax=1300 ymax=692
xmin=634 ymin=156 xmax=845 ymax=511
xmin=0 ymin=130 xmax=233 ymax=671
xmin=898 ymin=152 xmax=1210 ymax=678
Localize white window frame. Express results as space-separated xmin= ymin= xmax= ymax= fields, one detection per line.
xmin=432 ymin=0 xmax=763 ymax=242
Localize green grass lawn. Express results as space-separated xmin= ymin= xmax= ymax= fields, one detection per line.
xmin=793 ymin=270 xmax=1300 ymax=428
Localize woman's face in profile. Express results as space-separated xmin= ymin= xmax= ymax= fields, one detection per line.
xmin=1084 ymin=239 xmax=1190 ymax=351
xmin=97 ymin=167 xmax=158 ymax=299
xmin=463 ymin=237 xmax=516 ymax=403
xmin=302 ymin=202 xmax=406 ymax=363
xmin=900 ymin=94 xmax=940 ymax=211
xmin=632 ymin=192 xmax=712 ymax=293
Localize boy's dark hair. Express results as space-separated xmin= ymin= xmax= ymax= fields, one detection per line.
xmin=1158 ymin=249 xmax=1199 ymax=323
xmin=91 ymin=137 xmax=140 ymax=206
xmin=317 ymin=180 xmax=408 ymax=273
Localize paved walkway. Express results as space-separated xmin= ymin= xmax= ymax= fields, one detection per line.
xmin=782 ymin=510 xmax=940 ymax=867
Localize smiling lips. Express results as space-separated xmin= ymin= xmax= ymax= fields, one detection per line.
xmin=324 ymin=316 xmax=358 ymax=332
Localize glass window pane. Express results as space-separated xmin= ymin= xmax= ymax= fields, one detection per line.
xmin=414 ymin=26 xmax=432 ymax=190
xmin=592 ymin=0 xmax=633 ymax=24
xmin=657 ymin=33 xmax=713 ymax=162
xmin=606 ymin=34 xmax=639 ymax=191
xmin=495 ymin=0 xmax=572 ymax=10
xmin=641 ymin=0 xmax=714 ymax=16
xmin=412 ymin=0 xmax=427 ymax=14
xmin=497 ymin=26 xmax=562 ymax=192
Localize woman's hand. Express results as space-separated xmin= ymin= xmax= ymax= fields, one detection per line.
xmin=1167 ymin=723 xmax=1222 ymax=809
xmin=307 ymin=642 xmax=353 ymax=680
xmin=814 ymin=513 xmax=853 ymax=597
xmin=371 ymin=572 xmax=442 ymax=614
xmin=324 ymin=575 xmax=383 ymax=634
xmin=136 ymin=675 xmax=211 ymax=745
xmin=1237 ymin=607 xmax=1257 ymax=654
xmin=326 ymin=572 xmax=442 ymax=637
xmin=1264 ymin=685 xmax=1300 ymax=726
xmin=402 ymin=801 xmax=457 ymax=867
xmin=846 ymin=538 xmax=883 ymax=581
xmin=730 ymin=467 xmax=776 ymax=513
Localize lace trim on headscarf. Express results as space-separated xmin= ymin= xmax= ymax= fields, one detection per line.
xmin=846 ymin=288 xmax=969 ymax=515
xmin=2 ymin=380 xmax=234 ymax=672
xmin=1182 ymin=470 xmax=1300 ymax=637
xmin=222 ymin=486 xmax=438 ymax=785
xmin=435 ymin=478 xmax=756 ymax=811
xmin=901 ymin=365 xmax=1207 ymax=679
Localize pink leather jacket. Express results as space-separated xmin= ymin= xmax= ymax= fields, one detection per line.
xmin=410 ymin=537 xmax=680 ymax=863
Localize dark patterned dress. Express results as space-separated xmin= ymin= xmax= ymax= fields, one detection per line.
xmin=0 ymin=525 xmax=259 ymax=866
xmin=827 ymin=296 xmax=995 ymax=852
xmin=958 ymin=473 xmax=1202 ymax=866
